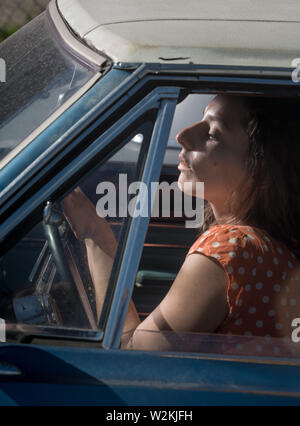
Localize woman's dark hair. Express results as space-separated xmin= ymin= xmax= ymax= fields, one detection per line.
xmin=203 ymin=95 xmax=300 ymax=258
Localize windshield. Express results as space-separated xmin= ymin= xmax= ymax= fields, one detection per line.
xmin=0 ymin=12 xmax=96 ymax=162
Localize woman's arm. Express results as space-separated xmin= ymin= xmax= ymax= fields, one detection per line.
xmin=62 ymin=188 xmax=141 ymax=328
xmin=62 ymin=188 xmax=229 ymax=351
xmin=126 ymin=252 xmax=229 ymax=351
xmin=84 ymin=238 xmax=141 ymax=330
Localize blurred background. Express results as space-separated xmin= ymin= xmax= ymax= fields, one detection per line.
xmin=0 ymin=0 xmax=49 ymax=42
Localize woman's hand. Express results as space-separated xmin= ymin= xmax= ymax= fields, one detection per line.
xmin=61 ymin=187 xmax=117 ymax=258
xmin=61 ymin=187 xmax=99 ymax=241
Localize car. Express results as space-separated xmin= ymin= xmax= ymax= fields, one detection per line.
xmin=0 ymin=0 xmax=300 ymax=406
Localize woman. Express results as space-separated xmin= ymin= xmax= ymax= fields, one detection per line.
xmin=62 ymin=94 xmax=300 ymax=351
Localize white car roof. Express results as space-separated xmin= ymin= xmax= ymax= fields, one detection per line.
xmin=57 ymin=0 xmax=300 ymax=68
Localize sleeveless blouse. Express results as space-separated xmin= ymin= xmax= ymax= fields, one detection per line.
xmin=187 ymin=224 xmax=300 ymax=338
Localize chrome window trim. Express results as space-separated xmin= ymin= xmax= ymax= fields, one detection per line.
xmin=115 ymin=61 xmax=297 ymax=80
xmin=5 ymin=323 xmax=103 ymax=342
xmin=103 ymin=87 xmax=179 ymax=350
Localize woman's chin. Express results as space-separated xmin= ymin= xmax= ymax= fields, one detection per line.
xmin=177 ymin=173 xmax=186 ymax=192
xmin=177 ymin=176 xmax=196 ymax=196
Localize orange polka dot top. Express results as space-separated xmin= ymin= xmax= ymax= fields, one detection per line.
xmin=187 ymin=224 xmax=300 ymax=338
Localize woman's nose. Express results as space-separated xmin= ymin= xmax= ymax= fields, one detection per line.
xmin=176 ymin=121 xmax=209 ymax=150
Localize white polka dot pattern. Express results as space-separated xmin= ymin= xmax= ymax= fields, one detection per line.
xmin=187 ymin=223 xmax=300 ymax=339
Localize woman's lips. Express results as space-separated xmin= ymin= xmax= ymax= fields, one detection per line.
xmin=178 ymin=155 xmax=191 ymax=171
xmin=178 ymin=161 xmax=191 ymax=171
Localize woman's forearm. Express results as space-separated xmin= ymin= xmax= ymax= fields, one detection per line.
xmin=85 ymin=238 xmax=115 ymax=317
xmin=62 ymin=188 xmax=141 ymax=343
xmin=85 ymin=236 xmax=141 ymax=337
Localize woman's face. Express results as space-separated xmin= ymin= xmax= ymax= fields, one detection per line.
xmin=176 ymin=95 xmax=250 ymax=205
